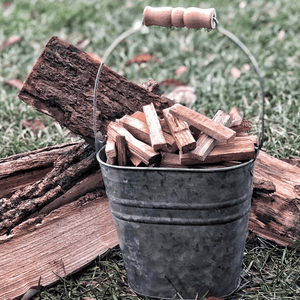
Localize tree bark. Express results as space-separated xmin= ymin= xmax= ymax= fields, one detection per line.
xmin=0 ymin=142 xmax=104 ymax=236
xmin=249 ymin=150 xmax=300 ymax=246
xmin=0 ymin=142 xmax=79 ymax=199
xmin=18 ymin=36 xmax=173 ymax=146
xmin=0 ymin=142 xmax=117 ymax=300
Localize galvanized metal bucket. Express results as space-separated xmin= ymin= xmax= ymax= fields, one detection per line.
xmin=97 ymin=148 xmax=256 ymax=299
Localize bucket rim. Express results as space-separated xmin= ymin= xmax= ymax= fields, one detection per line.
xmin=96 ymin=146 xmax=257 ymax=173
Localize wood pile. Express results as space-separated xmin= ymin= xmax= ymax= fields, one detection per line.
xmin=3 ymin=35 xmax=298 ymax=300
xmin=105 ymin=103 xmax=256 ymax=168
xmin=0 ymin=142 xmax=118 ymax=300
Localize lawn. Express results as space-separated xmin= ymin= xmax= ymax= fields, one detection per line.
xmin=1 ymin=0 xmax=300 ymax=299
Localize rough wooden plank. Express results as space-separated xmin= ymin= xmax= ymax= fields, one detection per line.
xmin=180 ymin=140 xmax=255 ymax=165
xmin=190 ymin=110 xmax=232 ymax=161
xmin=116 ymin=135 xmax=127 ymax=166
xmin=163 ymin=108 xmax=196 ymax=153
xmin=0 ymin=194 xmax=118 ymax=300
xmin=229 ymin=106 xmax=242 ymax=121
xmin=18 ymin=36 xmax=173 ymax=146
xmin=107 ymin=121 xmax=159 ymax=165
xmin=160 ymin=152 xmax=224 ymax=169
xmin=169 ymin=104 xmax=236 ymax=143
xmin=105 ymin=138 xmax=117 ymax=165
xmin=253 ymin=176 xmax=276 ymax=193
xmin=143 ymin=103 xmax=167 ymax=151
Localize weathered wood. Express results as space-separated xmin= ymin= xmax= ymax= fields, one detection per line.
xmin=169 ymin=104 xmax=236 ymax=143
xmin=180 ymin=140 xmax=255 ymax=165
xmin=143 ymin=103 xmax=167 ymax=151
xmin=0 ymin=142 xmax=101 ymax=236
xmin=0 ymin=141 xmax=117 ymax=300
xmin=18 ymin=36 xmax=173 ymax=146
xmin=31 ymin=170 xmax=103 ymax=218
xmin=139 ymin=78 xmax=162 ymax=95
xmin=249 ymin=150 xmax=300 ymax=246
xmin=107 ymin=121 xmax=159 ymax=165
xmin=105 ymin=138 xmax=117 ymax=165
xmin=131 ymin=111 xmax=147 ymax=123
xmin=163 ymin=108 xmax=196 ymax=153
xmin=190 ymin=110 xmax=232 ymax=161
xmin=116 ymin=135 xmax=128 ymax=166
xmin=0 ymin=142 xmax=78 ymax=179
xmin=280 ymin=157 xmax=300 ymax=168
xmin=253 ymin=175 xmax=276 ymax=193
xmin=0 ymin=194 xmax=118 ymax=300
xmin=0 ymin=143 xmax=79 ymax=199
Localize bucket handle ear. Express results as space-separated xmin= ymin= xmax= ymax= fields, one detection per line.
xmin=93 ymin=9 xmax=265 ymax=154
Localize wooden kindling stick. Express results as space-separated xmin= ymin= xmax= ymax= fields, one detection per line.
xmin=180 ymin=139 xmax=256 ymax=165
xmin=107 ymin=121 xmax=160 ymax=165
xmin=116 ymin=135 xmax=128 ymax=166
xmin=128 ymin=112 xmax=177 ymax=152
xmin=169 ymin=104 xmax=236 ymax=144
xmin=190 ymin=110 xmax=232 ymax=161
xmin=143 ymin=6 xmax=217 ymax=29
xmin=163 ymin=108 xmax=196 ymax=153
xmin=105 ymin=138 xmax=117 ymax=165
xmin=143 ymin=103 xmax=168 ymax=151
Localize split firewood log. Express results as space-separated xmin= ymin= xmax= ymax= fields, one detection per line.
xmin=0 ymin=141 xmax=104 ymax=236
xmin=249 ymin=150 xmax=300 ymax=246
xmin=18 ymin=37 xmax=173 ymax=147
xmin=0 ymin=142 xmax=78 ymax=199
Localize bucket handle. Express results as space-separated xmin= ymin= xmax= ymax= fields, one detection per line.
xmin=93 ymin=7 xmax=265 ymax=153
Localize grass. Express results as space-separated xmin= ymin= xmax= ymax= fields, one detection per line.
xmin=1 ymin=0 xmax=300 ymax=299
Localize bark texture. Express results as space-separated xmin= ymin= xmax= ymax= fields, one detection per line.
xmin=0 ymin=142 xmax=104 ymax=235
xmin=249 ymin=151 xmax=300 ymax=246
xmin=0 ymin=142 xmax=78 ymax=199
xmin=18 ymin=36 xmax=173 ymax=145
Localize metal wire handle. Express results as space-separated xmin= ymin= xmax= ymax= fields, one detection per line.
xmin=213 ymin=18 xmax=265 ymax=149
xmin=93 ymin=12 xmax=265 ymax=154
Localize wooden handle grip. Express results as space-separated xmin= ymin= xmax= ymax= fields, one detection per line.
xmin=143 ymin=6 xmax=217 ymax=29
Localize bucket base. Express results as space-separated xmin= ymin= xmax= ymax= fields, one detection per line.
xmin=129 ymin=279 xmax=241 ymax=300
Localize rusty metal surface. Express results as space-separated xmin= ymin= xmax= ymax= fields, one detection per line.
xmin=97 ymin=148 xmax=254 ymax=299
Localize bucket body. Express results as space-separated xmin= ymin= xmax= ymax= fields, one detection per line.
xmin=97 ymin=148 xmax=254 ymax=299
